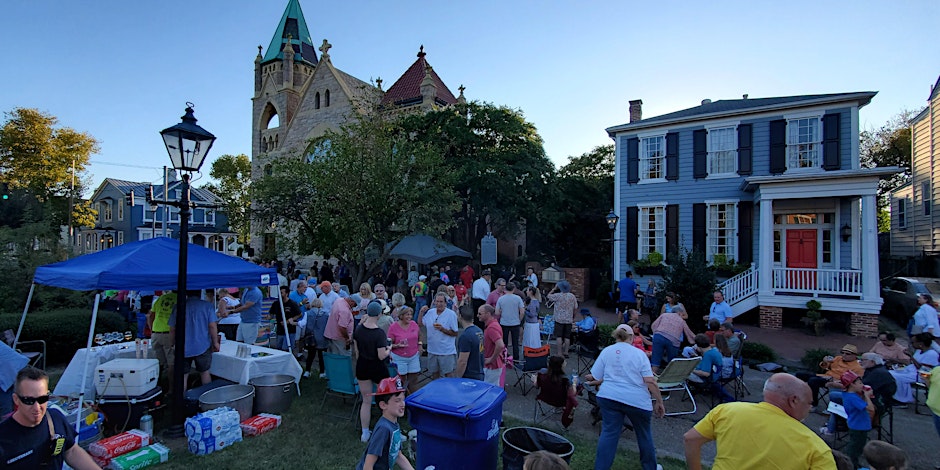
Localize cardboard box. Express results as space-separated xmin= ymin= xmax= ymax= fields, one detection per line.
xmin=240 ymin=413 xmax=282 ymax=437
xmin=109 ymin=443 xmax=170 ymax=470
xmin=88 ymin=429 xmax=150 ymax=460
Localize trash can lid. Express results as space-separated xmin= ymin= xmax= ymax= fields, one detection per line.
xmin=406 ymin=378 xmax=506 ymax=419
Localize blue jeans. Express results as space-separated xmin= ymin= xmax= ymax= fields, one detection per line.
xmin=651 ymin=334 xmax=678 ymax=368
xmin=595 ymin=397 xmax=657 ymax=470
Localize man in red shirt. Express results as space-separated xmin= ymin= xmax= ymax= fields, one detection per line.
xmin=460 ymin=262 xmax=475 ymax=290
xmin=478 ymin=304 xmax=505 ymax=386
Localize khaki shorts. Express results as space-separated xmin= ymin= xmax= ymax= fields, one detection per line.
xmin=150 ymin=332 xmax=174 ymax=371
xmin=427 ymin=353 xmax=456 ymax=376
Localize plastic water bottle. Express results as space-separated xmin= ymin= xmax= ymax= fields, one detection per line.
xmin=139 ymin=413 xmax=153 ymax=437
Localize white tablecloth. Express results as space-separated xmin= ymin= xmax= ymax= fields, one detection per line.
xmin=54 ymin=342 xmax=139 ymax=398
xmin=210 ymin=341 xmax=302 ymax=387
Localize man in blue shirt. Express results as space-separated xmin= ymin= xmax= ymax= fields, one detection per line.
xmin=688 ymin=334 xmax=735 ymax=403
xmin=707 ymin=291 xmax=733 ymax=324
xmin=574 ymin=310 xmax=596 ymax=333
xmin=617 ymin=271 xmax=638 ymax=312
xmin=169 ymin=290 xmax=219 ymax=390
xmin=233 ymin=285 xmax=263 ymax=345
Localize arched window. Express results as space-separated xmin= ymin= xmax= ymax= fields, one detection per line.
xmin=315 ymin=92 xmax=321 ymax=109
xmin=264 ymin=164 xmax=273 ymax=176
xmin=261 ymin=103 xmax=279 ymax=129
xmin=325 ymin=89 xmax=331 ymax=107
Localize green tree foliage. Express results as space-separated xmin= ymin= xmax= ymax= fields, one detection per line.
xmin=861 ymin=109 xmax=919 ymax=211
xmin=658 ymin=249 xmax=717 ymax=332
xmin=537 ymin=145 xmax=614 ymax=268
xmin=253 ymin=111 xmax=459 ymax=286
xmin=0 ymin=108 xmax=98 ymax=228
xmin=399 ymin=102 xmax=555 ymax=254
xmin=204 ymin=154 xmax=252 ymax=244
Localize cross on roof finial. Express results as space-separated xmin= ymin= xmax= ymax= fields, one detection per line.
xmin=458 ymin=85 xmax=465 ymax=95
xmin=376 ymin=77 xmax=383 ymax=91
xmin=417 ymin=45 xmax=426 ymax=58
xmin=319 ymin=39 xmax=332 ymax=58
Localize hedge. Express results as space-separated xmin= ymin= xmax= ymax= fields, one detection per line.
xmin=0 ymin=309 xmax=131 ymax=366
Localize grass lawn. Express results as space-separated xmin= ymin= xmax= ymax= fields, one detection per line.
xmin=50 ymin=369 xmax=695 ymax=469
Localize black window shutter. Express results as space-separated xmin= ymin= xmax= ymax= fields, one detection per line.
xmin=737 ymin=201 xmax=753 ymax=264
xmin=626 ymin=138 xmax=639 ymax=184
xmin=666 ymin=132 xmax=679 ymax=181
xmin=693 ymin=203 xmax=706 ymax=254
xmin=769 ymin=120 xmax=787 ymax=174
xmin=666 ymin=204 xmax=679 ymax=263
xmin=693 ymin=129 xmax=707 ymax=179
xmin=822 ymin=114 xmax=841 ymax=170
xmin=737 ymin=124 xmax=753 ymax=176
xmin=626 ymin=207 xmax=639 ymax=263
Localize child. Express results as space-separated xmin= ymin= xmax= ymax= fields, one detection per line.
xmin=356 ymin=376 xmax=414 ymax=470
xmin=862 ymin=440 xmax=907 ymax=470
xmin=523 ymin=450 xmax=570 ymax=470
xmin=840 ymin=371 xmax=875 ymax=468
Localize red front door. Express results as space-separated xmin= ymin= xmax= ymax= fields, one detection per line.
xmin=786 ymin=229 xmax=817 ymax=289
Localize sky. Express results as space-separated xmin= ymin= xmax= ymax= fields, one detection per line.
xmin=2 ymin=1 xmax=937 ymax=195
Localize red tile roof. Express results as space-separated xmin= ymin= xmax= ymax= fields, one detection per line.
xmin=381 ymin=46 xmax=457 ymax=107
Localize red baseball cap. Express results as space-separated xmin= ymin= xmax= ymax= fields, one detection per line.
xmin=840 ymin=371 xmax=860 ymax=388
xmin=370 ymin=376 xmax=406 ymax=396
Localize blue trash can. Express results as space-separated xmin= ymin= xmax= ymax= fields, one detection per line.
xmin=406 ymin=378 xmax=506 ymax=470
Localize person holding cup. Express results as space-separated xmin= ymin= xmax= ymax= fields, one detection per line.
xmin=388 ymin=306 xmax=420 ymax=394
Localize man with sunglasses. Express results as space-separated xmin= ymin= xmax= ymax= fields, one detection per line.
xmin=0 ymin=367 xmax=100 ymax=469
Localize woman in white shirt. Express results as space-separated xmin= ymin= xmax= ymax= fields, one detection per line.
xmin=585 ymin=325 xmax=666 ymax=470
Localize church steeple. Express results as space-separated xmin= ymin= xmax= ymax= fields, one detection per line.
xmin=262 ymin=0 xmax=317 ymax=65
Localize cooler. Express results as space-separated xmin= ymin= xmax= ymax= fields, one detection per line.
xmin=406 ymin=378 xmax=506 ymax=470
xmin=95 ymin=358 xmax=159 ymax=396
xmin=96 ymin=386 xmax=162 ymax=435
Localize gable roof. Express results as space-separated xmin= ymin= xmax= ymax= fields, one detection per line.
xmin=606 ymin=92 xmax=877 ymax=135
xmin=262 ymin=0 xmax=317 ymax=66
xmin=381 ymin=46 xmax=457 ymax=108
xmin=94 ymin=178 xmax=221 ymax=205
xmin=929 ymin=74 xmax=940 ymax=102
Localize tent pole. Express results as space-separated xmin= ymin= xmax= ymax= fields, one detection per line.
xmin=14 ymin=283 xmax=36 ymax=347
xmin=75 ymin=293 xmax=101 ymax=433
xmin=273 ymin=292 xmax=300 ymax=395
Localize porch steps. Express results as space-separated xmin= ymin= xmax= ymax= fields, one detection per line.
xmin=718 ymin=265 xmax=758 ymax=317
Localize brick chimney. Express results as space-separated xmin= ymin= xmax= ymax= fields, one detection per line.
xmin=629 ymin=100 xmax=643 ymax=123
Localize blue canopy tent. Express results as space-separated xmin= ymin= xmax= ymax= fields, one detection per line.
xmin=18 ymin=237 xmax=280 ymax=430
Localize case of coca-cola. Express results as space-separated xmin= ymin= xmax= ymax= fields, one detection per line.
xmin=240 ymin=413 xmax=282 ymax=437
xmin=88 ymin=429 xmax=150 ymax=462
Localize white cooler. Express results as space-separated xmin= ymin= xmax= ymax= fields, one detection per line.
xmin=95 ymin=359 xmax=159 ymax=396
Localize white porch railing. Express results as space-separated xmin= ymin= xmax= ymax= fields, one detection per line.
xmin=771 ymin=267 xmax=863 ymax=297
xmin=719 ymin=264 xmax=757 ymax=306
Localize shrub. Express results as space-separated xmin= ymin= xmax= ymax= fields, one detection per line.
xmin=0 ymin=309 xmax=131 ymax=365
xmin=658 ymin=249 xmax=717 ymax=332
xmin=801 ymin=347 xmax=834 ymax=372
xmin=596 ymin=323 xmax=616 ymax=348
xmin=595 ymin=280 xmax=615 ymax=308
xmin=742 ymin=341 xmax=777 ymax=363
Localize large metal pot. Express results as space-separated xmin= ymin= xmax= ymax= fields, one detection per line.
xmin=248 ymin=374 xmax=296 ymax=414
xmin=198 ymin=384 xmax=254 ymax=422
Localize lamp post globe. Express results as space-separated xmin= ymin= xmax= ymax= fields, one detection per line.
xmin=161 ymin=103 xmax=214 ymax=434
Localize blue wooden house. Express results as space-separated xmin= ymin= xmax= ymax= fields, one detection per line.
xmin=607 ymin=93 xmax=897 ymax=335
xmin=74 ymin=174 xmax=239 ymax=256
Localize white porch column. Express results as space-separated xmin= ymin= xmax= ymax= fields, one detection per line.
xmin=758 ymin=198 xmax=774 ymax=296
xmin=861 ymin=195 xmax=878 ymax=300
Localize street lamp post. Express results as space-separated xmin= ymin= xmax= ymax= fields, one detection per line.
xmin=159 ymin=103 xmax=215 ymax=434
xmin=606 ymin=209 xmax=620 ymax=310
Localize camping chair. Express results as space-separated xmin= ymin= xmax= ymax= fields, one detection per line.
xmin=540 ymin=314 xmax=555 ymax=342
xmin=731 ymin=331 xmax=751 ymax=397
xmin=532 ymin=373 xmax=571 ymax=429
xmin=319 ymin=353 xmax=361 ymax=424
xmin=715 ymin=355 xmax=744 ymax=402
xmin=512 ymin=345 xmax=550 ymax=396
xmin=656 ymin=357 xmax=701 ymax=416
xmin=3 ymin=329 xmax=45 ymax=370
xmin=575 ymin=328 xmax=600 ymax=376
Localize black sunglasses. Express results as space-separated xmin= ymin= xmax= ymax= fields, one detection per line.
xmin=16 ymin=393 xmax=50 ymax=406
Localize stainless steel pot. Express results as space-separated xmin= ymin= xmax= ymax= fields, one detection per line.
xmin=248 ymin=374 xmax=297 ymax=414
xmin=198 ymin=384 xmax=255 ymax=422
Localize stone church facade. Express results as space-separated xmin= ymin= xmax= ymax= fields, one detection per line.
xmin=250 ymin=0 xmax=463 ymax=256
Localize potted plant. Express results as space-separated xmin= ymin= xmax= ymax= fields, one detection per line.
xmin=633 ymin=251 xmax=664 ymax=275
xmin=800 ymin=299 xmax=827 ymax=336
xmin=711 ymin=254 xmax=748 ymax=278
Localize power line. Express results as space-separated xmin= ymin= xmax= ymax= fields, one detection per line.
xmin=89 ymin=160 xmax=163 ymax=170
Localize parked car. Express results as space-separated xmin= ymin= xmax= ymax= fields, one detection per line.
xmin=880 ymin=277 xmax=940 ymax=323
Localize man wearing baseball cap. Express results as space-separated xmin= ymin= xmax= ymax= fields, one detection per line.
xmin=795 ymin=343 xmax=865 ymax=414
xmin=356 ymin=376 xmax=414 ymax=470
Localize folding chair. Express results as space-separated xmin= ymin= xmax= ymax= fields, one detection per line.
xmin=319 ymin=353 xmax=361 ymax=423
xmin=656 ymin=357 xmax=702 ymax=416
xmin=513 ymin=345 xmax=550 ymax=396
xmin=716 ymin=355 xmax=744 ymax=401
xmin=575 ymin=329 xmax=600 ymax=376
xmin=732 ymin=331 xmax=751 ymax=397
xmin=540 ymin=314 xmax=555 ymax=342
xmin=3 ymin=329 xmax=45 ymax=370
xmin=532 ymin=373 xmax=570 ymax=429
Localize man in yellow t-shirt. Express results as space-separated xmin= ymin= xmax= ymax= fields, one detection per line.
xmin=684 ymin=373 xmax=837 ymax=470
xmin=148 ymin=291 xmax=177 ymax=390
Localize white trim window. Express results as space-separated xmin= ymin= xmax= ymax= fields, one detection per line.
xmin=102 ymin=201 xmax=112 ymax=222
xmin=787 ymin=116 xmax=822 ymax=169
xmin=117 ymin=231 xmax=124 ymax=245
xmin=118 ymin=201 xmax=124 ymax=221
xmin=897 ymin=197 xmax=908 ymax=229
xmin=639 ymin=135 xmax=665 ymax=182
xmin=638 ymin=204 xmax=665 ymax=259
xmin=206 ymin=210 xmax=215 ymax=225
xmin=707 ymin=202 xmax=737 ymax=263
xmin=707 ymin=127 xmax=737 ymax=175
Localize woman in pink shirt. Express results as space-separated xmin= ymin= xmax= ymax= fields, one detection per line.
xmin=388 ymin=307 xmax=420 ymax=394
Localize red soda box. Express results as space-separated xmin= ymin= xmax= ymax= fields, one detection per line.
xmin=239 ymin=413 xmax=282 ymax=437
xmin=88 ymin=429 xmax=150 ymax=459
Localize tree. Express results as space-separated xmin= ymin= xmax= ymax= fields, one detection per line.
xmin=400 ymin=102 xmax=555 ymax=255
xmin=0 ymin=108 xmax=98 ymax=227
xmin=658 ymin=249 xmax=717 ymax=332
xmin=860 ymin=109 xmax=920 ymax=231
xmin=204 ymin=154 xmax=252 ymax=244
xmin=252 ymin=110 xmax=459 ymax=286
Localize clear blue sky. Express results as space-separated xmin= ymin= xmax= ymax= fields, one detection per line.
xmin=2 ymin=1 xmax=937 ymax=194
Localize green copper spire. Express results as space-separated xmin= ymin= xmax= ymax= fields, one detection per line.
xmin=262 ymin=0 xmax=317 ymax=65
